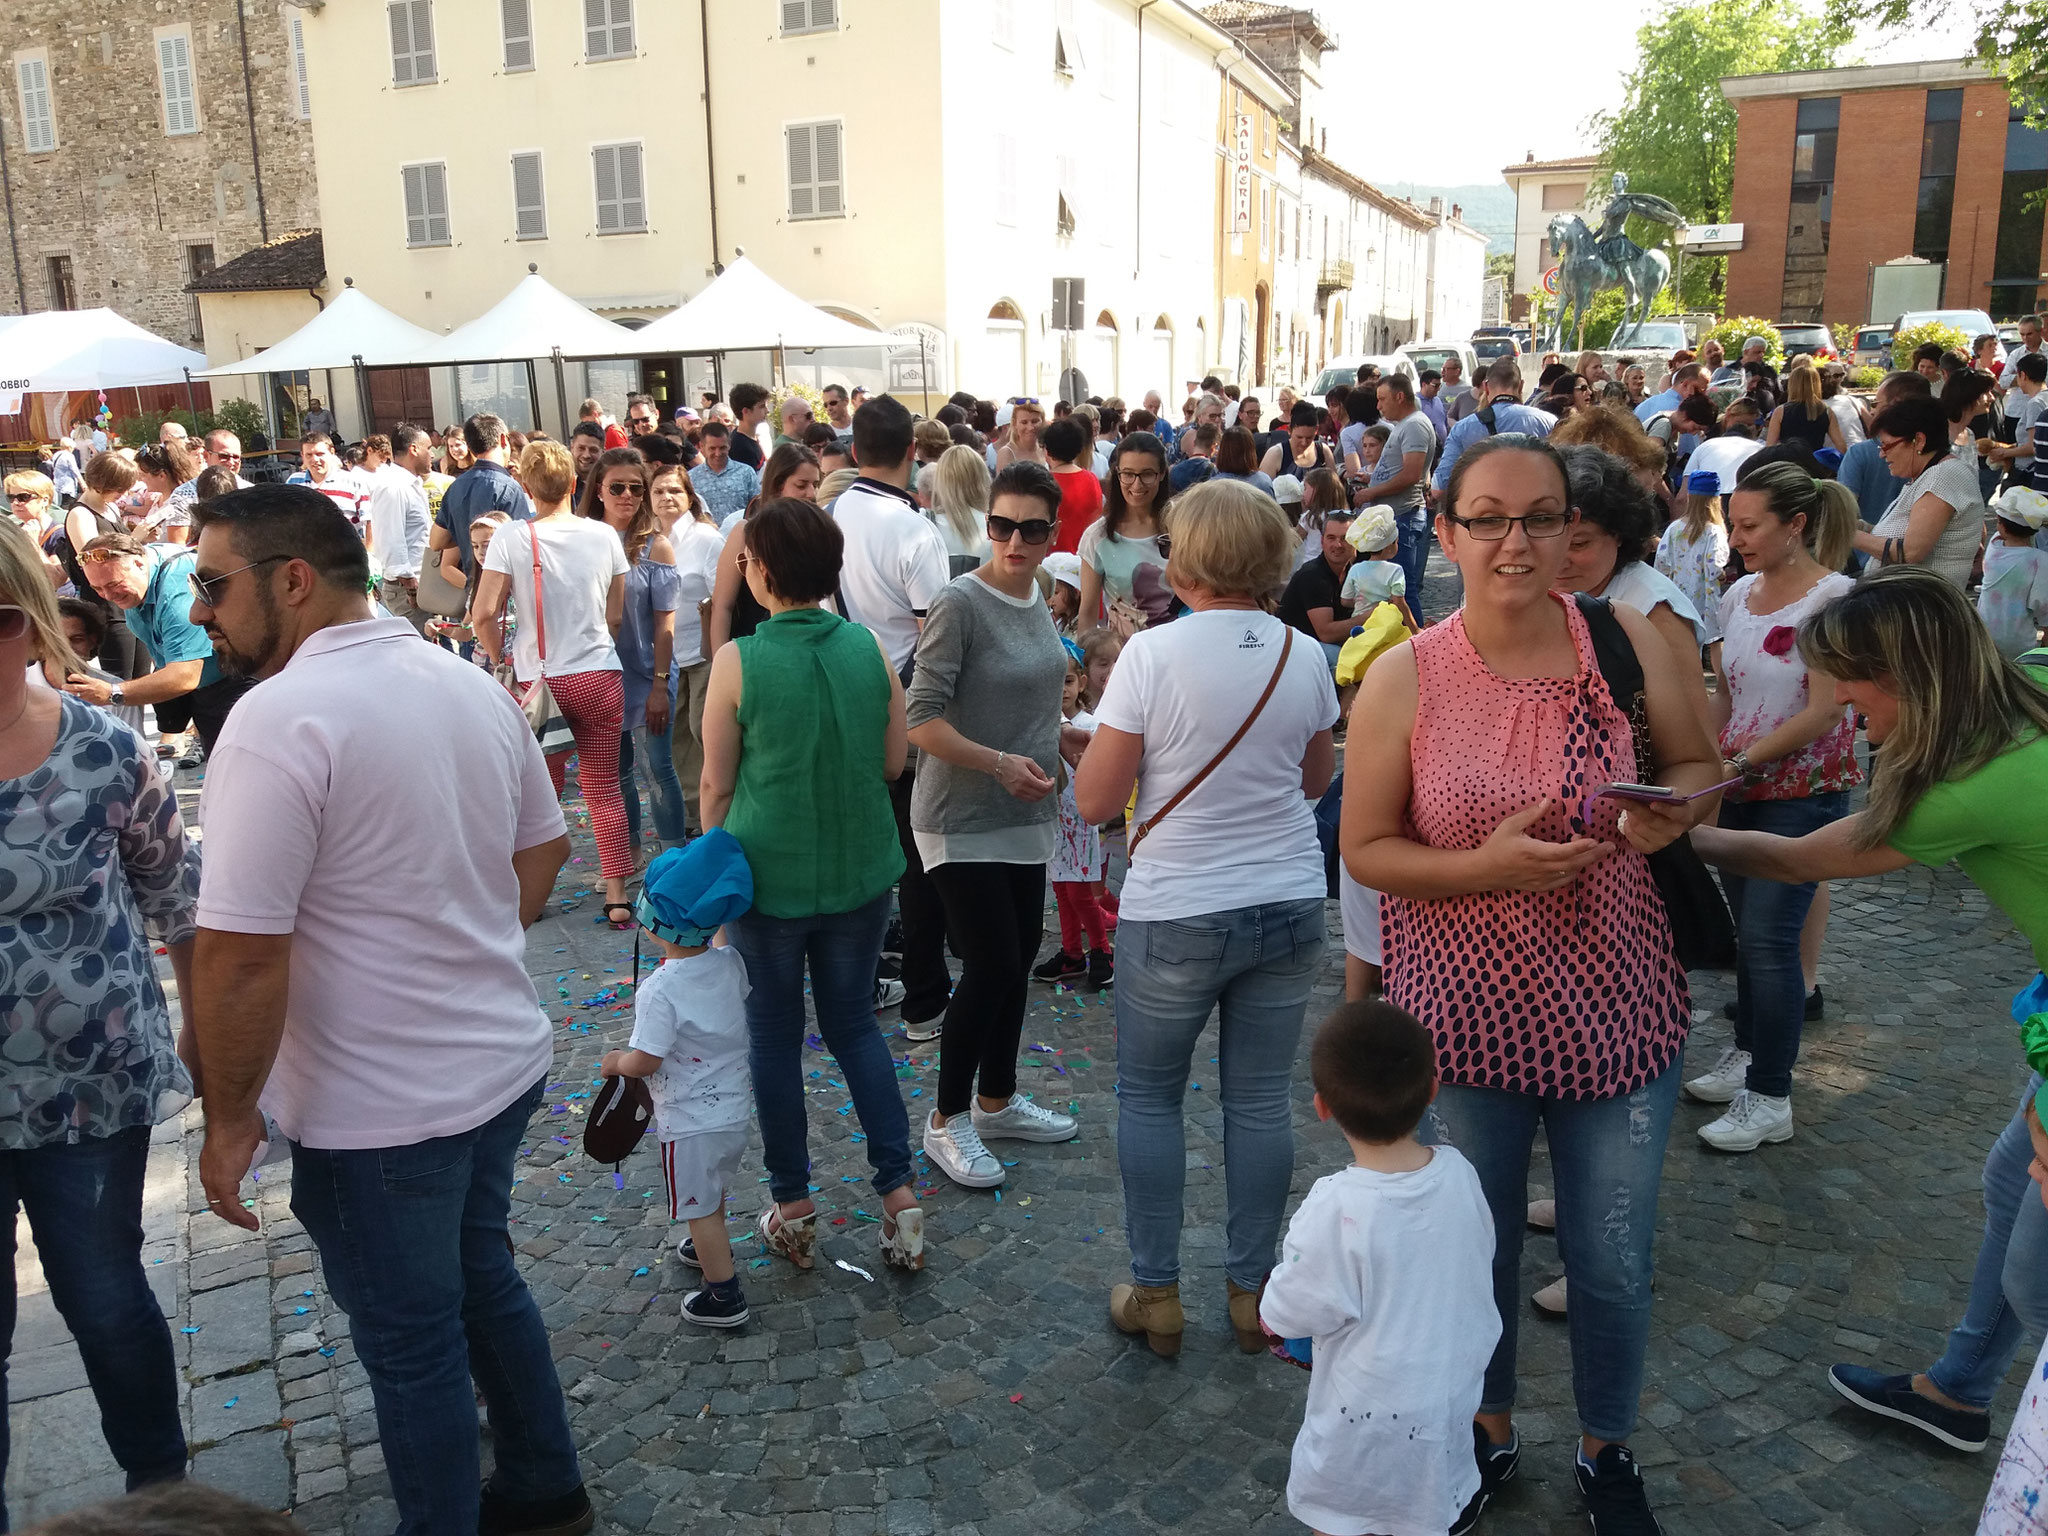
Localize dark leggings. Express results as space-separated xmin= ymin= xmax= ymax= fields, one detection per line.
xmin=927 ymin=860 xmax=1045 ymax=1117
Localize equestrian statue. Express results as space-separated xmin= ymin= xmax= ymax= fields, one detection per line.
xmin=1545 ymin=172 xmax=1683 ymax=352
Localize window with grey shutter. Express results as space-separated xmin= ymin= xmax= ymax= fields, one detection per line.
xmin=584 ymin=0 xmax=634 ymax=61
xmin=501 ymin=0 xmax=533 ymax=71
xmin=288 ymin=15 xmax=312 ymax=117
xmin=158 ymin=33 xmax=198 ymax=134
xmin=402 ymin=162 xmax=451 ymax=246
xmin=16 ymin=58 xmax=54 ymax=153
xmin=511 ymin=152 xmax=546 ymax=239
xmin=389 ymin=1 xmax=436 ymax=86
xmin=780 ymin=0 xmax=838 ymax=35
xmin=592 ymin=143 xmax=645 ymax=233
xmin=786 ymin=121 xmax=844 ymax=221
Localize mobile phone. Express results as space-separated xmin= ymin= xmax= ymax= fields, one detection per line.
xmin=1578 ymin=775 xmax=1741 ymax=829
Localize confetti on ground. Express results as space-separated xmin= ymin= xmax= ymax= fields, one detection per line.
xmin=835 ymin=1260 xmax=874 ymax=1282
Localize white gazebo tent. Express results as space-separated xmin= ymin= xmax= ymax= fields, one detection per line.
xmin=412 ymin=269 xmax=643 ymax=433
xmin=630 ymin=256 xmax=886 ymax=356
xmin=199 ymin=283 xmax=442 ymax=376
xmin=0 ymin=308 xmax=210 ymax=440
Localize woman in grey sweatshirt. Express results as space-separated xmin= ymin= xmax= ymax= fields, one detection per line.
xmin=905 ymin=461 xmax=1078 ymax=1190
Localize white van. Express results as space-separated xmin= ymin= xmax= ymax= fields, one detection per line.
xmin=1307 ymin=354 xmax=1413 ymax=396
xmin=1396 ymin=340 xmax=1479 ymax=384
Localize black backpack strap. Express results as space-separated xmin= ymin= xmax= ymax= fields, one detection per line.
xmin=1477 ymin=400 xmax=1498 ymax=435
xmin=1573 ymin=592 xmax=1642 ymax=713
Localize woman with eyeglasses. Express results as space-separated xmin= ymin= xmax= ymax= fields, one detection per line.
xmin=579 ymin=448 xmax=685 ymax=863
xmin=903 ymin=462 xmax=1077 ymax=1189
xmin=0 ymin=529 xmax=198 ymax=1512
xmin=3 ymin=473 xmax=64 ymax=590
xmin=474 ymin=441 xmax=634 ymax=925
xmin=1341 ymin=436 xmax=1722 ymax=1530
xmin=1077 ymin=431 xmax=1174 ymax=636
xmin=1855 ymin=395 xmax=1986 ymax=590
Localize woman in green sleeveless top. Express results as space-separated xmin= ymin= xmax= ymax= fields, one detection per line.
xmin=700 ymin=498 xmax=925 ymax=1273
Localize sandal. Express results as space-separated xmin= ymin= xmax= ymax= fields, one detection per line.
xmin=604 ymin=902 xmax=634 ymax=930
xmin=881 ymin=1207 xmax=925 ymax=1272
xmin=757 ymin=1203 xmax=816 ymax=1269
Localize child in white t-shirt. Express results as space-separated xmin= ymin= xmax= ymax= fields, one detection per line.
xmin=599 ymin=831 xmax=755 ymax=1328
xmin=1340 ymin=507 xmax=1418 ymax=633
xmin=1981 ymin=489 xmax=2048 ymax=659
xmin=1261 ymin=1001 xmax=1499 ymax=1536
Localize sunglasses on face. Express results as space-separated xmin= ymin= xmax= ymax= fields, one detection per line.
xmin=7 ymin=492 xmax=38 ymax=503
xmin=0 ymin=605 xmax=26 ymax=642
xmin=603 ymin=481 xmax=645 ymax=497
xmin=986 ymin=514 xmax=1054 ymax=545
xmin=189 ymin=556 xmax=287 ymax=607
xmin=628 ymin=416 xmax=656 ymax=428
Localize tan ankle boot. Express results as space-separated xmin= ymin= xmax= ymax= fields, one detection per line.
xmin=1225 ymin=1279 xmax=1267 ymax=1354
xmin=1109 ymin=1281 xmax=1184 ymax=1357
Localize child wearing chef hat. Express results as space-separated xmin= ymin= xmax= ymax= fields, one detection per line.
xmin=1982 ymin=486 xmax=2048 ymax=659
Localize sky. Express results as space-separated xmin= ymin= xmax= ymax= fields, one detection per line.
xmin=1309 ymin=0 xmax=1984 ymax=188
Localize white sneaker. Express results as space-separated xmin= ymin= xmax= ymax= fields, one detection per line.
xmin=1684 ymin=1046 xmax=1752 ymax=1105
xmin=1698 ymin=1089 xmax=1794 ymax=1152
xmin=874 ymin=978 xmax=906 ymax=1012
xmin=971 ymin=1094 xmax=1078 ymax=1144
xmin=922 ymin=1111 xmax=1005 ymax=1188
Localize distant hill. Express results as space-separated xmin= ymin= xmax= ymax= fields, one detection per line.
xmin=1384 ymin=182 xmax=1517 ymax=255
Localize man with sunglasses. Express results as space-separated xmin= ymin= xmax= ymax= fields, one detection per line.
xmin=183 ymin=485 xmax=590 ymax=1536
xmin=625 ymin=393 xmax=660 ymax=439
xmin=202 ymin=429 xmax=252 ymax=490
xmin=66 ymin=532 xmax=251 ymax=757
xmin=822 ymin=384 xmax=855 ymax=446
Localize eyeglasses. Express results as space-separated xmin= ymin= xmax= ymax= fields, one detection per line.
xmin=602 ymin=481 xmax=646 ymax=497
xmin=209 ymin=452 xmax=242 ymax=463
xmin=6 ymin=492 xmax=38 ymax=503
xmin=1445 ymin=510 xmax=1575 ymax=541
xmin=627 ymin=416 xmax=656 ymax=429
xmin=0 ymin=605 xmax=27 ymax=642
xmin=78 ymin=548 xmax=130 ymax=564
xmin=986 ymin=514 xmax=1054 ymax=545
xmin=189 ymin=556 xmax=287 ymax=607
xmin=1117 ymin=468 xmax=1161 ymax=485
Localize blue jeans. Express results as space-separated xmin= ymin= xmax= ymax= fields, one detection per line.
xmin=1423 ymin=1062 xmax=1682 ymax=1443
xmin=0 ymin=1126 xmax=184 ymax=1529
xmin=1721 ymin=792 xmax=1849 ymax=1097
xmin=1927 ymin=1073 xmax=2048 ymax=1408
xmin=289 ymin=1078 xmax=582 ymax=1536
xmin=1397 ymin=516 xmax=1430 ymax=623
xmin=618 ymin=719 xmax=686 ymax=850
xmin=1114 ymin=898 xmax=1326 ymax=1290
xmin=729 ymin=892 xmax=915 ymax=1205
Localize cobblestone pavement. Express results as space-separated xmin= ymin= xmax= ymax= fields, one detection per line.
xmin=10 ymin=570 xmax=2041 ymax=1535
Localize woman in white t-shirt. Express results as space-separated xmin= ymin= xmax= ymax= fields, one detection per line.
xmin=474 ymin=440 xmax=633 ymax=924
xmin=655 ymin=460 xmax=726 ymax=838
xmin=1857 ymin=396 xmax=1986 ymax=590
xmin=1073 ymin=479 xmax=1337 ymax=1359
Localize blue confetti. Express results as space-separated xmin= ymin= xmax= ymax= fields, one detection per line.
xmin=223 ymin=1396 xmax=239 ymax=1409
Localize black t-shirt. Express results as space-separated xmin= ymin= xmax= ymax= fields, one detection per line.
xmin=729 ymin=432 xmax=764 ymax=470
xmin=1277 ymin=555 xmax=1346 ymax=638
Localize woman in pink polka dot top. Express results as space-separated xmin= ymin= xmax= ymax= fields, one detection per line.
xmin=1341 ymin=436 xmax=1725 ymax=1529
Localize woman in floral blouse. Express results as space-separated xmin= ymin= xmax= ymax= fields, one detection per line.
xmin=0 ymin=523 xmax=199 ymax=1516
xmin=1687 ymin=462 xmax=1861 ymax=1155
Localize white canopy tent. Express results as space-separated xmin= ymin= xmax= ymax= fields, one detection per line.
xmin=0 ymin=309 xmax=207 ymax=392
xmin=413 ymin=270 xmax=642 ymax=366
xmin=629 ymin=256 xmax=885 ymax=354
xmin=198 ymin=284 xmax=442 ymax=376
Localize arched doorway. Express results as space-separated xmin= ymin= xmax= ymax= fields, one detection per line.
xmin=1253 ymin=283 xmax=1271 ymax=386
xmin=1150 ymin=316 xmax=1173 ymax=401
xmin=964 ymin=299 xmax=1028 ymax=400
xmin=1087 ymin=310 xmax=1119 ymax=401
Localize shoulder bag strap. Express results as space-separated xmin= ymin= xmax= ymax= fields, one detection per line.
xmin=529 ymin=522 xmax=548 ymax=676
xmin=1129 ymin=628 xmax=1294 ymax=855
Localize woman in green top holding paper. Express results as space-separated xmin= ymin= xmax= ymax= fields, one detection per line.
xmin=1693 ymin=566 xmax=2048 ymax=1460
xmin=699 ymin=497 xmax=926 ymax=1275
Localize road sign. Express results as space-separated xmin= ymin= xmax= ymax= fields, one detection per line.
xmin=1541 ymin=266 xmax=1560 ymax=296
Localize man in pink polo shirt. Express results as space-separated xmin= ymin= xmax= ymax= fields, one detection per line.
xmin=186 ymin=484 xmax=592 ymax=1536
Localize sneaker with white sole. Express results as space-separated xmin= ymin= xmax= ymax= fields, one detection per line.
xmin=900 ymin=1015 xmax=942 ymax=1044
xmin=1697 ymin=1089 xmax=1793 ymax=1152
xmin=1683 ymin=1046 xmax=1752 ymax=1104
xmin=970 ymin=1094 xmax=1078 ymax=1144
xmin=922 ymin=1111 xmax=1005 ymax=1188
xmin=874 ymin=978 xmax=907 ymax=1012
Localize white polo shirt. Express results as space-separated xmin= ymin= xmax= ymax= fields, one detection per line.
xmin=196 ymin=618 xmax=566 ymax=1149
xmin=364 ymin=461 xmax=429 ymax=579
xmin=831 ymin=476 xmax=949 ymax=674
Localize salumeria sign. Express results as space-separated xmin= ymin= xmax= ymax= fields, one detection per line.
xmin=1233 ymin=113 xmax=1254 ymax=233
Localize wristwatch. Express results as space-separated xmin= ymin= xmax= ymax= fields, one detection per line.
xmin=109 ymin=685 xmax=125 ymax=707
xmin=1729 ymin=750 xmax=1755 ymax=780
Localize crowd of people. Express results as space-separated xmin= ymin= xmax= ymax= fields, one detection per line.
xmin=4 ymin=323 xmax=2048 ymax=1536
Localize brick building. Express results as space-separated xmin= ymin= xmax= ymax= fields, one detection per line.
xmin=1722 ymin=57 xmax=2048 ymax=326
xmin=0 ymin=0 xmax=319 ymax=345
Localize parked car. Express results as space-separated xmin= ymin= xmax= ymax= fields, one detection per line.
xmin=1776 ymin=322 xmax=1837 ymax=364
xmin=1850 ymin=325 xmax=1893 ymax=371
xmin=1307 ymin=354 xmax=1414 ymax=396
xmin=1894 ymin=308 xmax=1998 ymax=349
xmin=1396 ymin=340 xmax=1479 ymax=384
xmin=1609 ymin=320 xmax=1690 ymax=357
xmin=1471 ymin=331 xmax=1522 ymax=367
xmin=2001 ymin=323 xmax=2023 ymax=348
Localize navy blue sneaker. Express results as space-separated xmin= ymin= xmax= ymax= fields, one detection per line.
xmin=1450 ymin=1423 xmax=1518 ymax=1535
xmin=677 ymin=1236 xmax=701 ymax=1269
xmin=1574 ymin=1444 xmax=1663 ymax=1535
xmin=682 ymin=1286 xmax=749 ymax=1329
xmin=1828 ymin=1364 xmax=1990 ymax=1451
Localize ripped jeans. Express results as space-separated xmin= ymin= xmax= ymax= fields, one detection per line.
xmin=1422 ymin=1061 xmax=1681 ymax=1443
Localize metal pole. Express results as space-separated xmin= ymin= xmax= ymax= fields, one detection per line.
xmin=351 ymin=353 xmax=370 ymax=436
xmin=525 ymin=358 xmax=542 ymax=433
xmin=182 ymin=367 xmax=198 ymax=422
xmin=919 ymin=330 xmax=930 ymax=417
xmin=551 ymin=347 xmax=569 ymax=440
xmin=712 ymin=353 xmax=724 ymax=402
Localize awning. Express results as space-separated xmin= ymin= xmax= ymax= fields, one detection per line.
xmin=629 ymin=255 xmax=885 ymax=354
xmin=412 ymin=271 xmax=642 ymax=365
xmin=199 ymin=284 xmax=443 ymax=376
xmin=0 ymin=309 xmax=208 ymax=392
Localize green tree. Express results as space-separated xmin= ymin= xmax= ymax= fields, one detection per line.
xmin=1486 ymin=252 xmax=1516 ymax=285
xmin=1826 ymin=1 xmax=2048 ymax=121
xmin=1592 ymin=0 xmax=1846 ymax=308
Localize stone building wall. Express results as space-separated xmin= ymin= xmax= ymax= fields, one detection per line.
xmin=0 ymin=0 xmax=319 ymax=343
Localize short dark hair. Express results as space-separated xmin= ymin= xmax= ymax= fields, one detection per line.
xmin=1378 ymin=373 xmax=1416 ymax=404
xmin=637 ymin=433 xmax=684 ymax=468
xmin=200 ymin=483 xmax=372 ymax=592
xmin=851 ymin=393 xmax=915 ymax=470
xmin=57 ymin=595 xmax=105 ymax=646
xmin=1345 ymin=386 xmax=1379 ymax=426
xmin=570 ymin=420 xmax=605 ymax=444
xmin=1484 ymin=358 xmax=1522 ymax=392
xmin=193 ymin=465 xmax=239 ymax=503
xmin=463 ymin=413 xmax=506 ymax=457
xmin=1200 ymin=374 xmax=1223 ymax=392
xmin=390 ymin=422 xmax=429 ymax=457
xmin=990 ymin=460 xmax=1062 ymax=519
xmin=1558 ymin=444 xmax=1657 ymax=568
xmin=935 ymin=403 xmax=967 ymax=427
xmin=1913 ymin=342 xmax=1945 ymax=368
xmin=1215 ymin=425 xmax=1261 ymax=475
xmin=802 ymin=421 xmax=840 ymax=450
xmin=743 ymin=496 xmax=841 ymax=602
xmin=1355 ymin=363 xmax=1379 ymax=382
xmin=1310 ymin=1001 xmax=1437 ymax=1143
xmin=1288 ymin=401 xmax=1318 ymax=429
xmin=1419 ymin=369 xmax=1440 ymax=385
xmin=1538 ymin=362 xmax=1569 ymax=389
xmin=699 ymin=420 xmax=730 ymax=440
xmin=1126 ymin=407 xmax=1157 ymax=433
xmin=1878 ymin=369 xmax=1932 ymax=401
xmin=729 ymin=383 xmax=770 ymax=414
xmin=627 ymin=392 xmax=654 ymax=412
xmin=1672 ymin=363 xmax=1706 ymax=388
xmin=1870 ymin=396 xmax=1951 ymax=460
xmin=2021 ymin=354 xmax=2048 ymax=384
xmin=1677 ymin=393 xmax=1719 ymax=430
xmin=1042 ymin=416 xmax=1087 ymax=464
